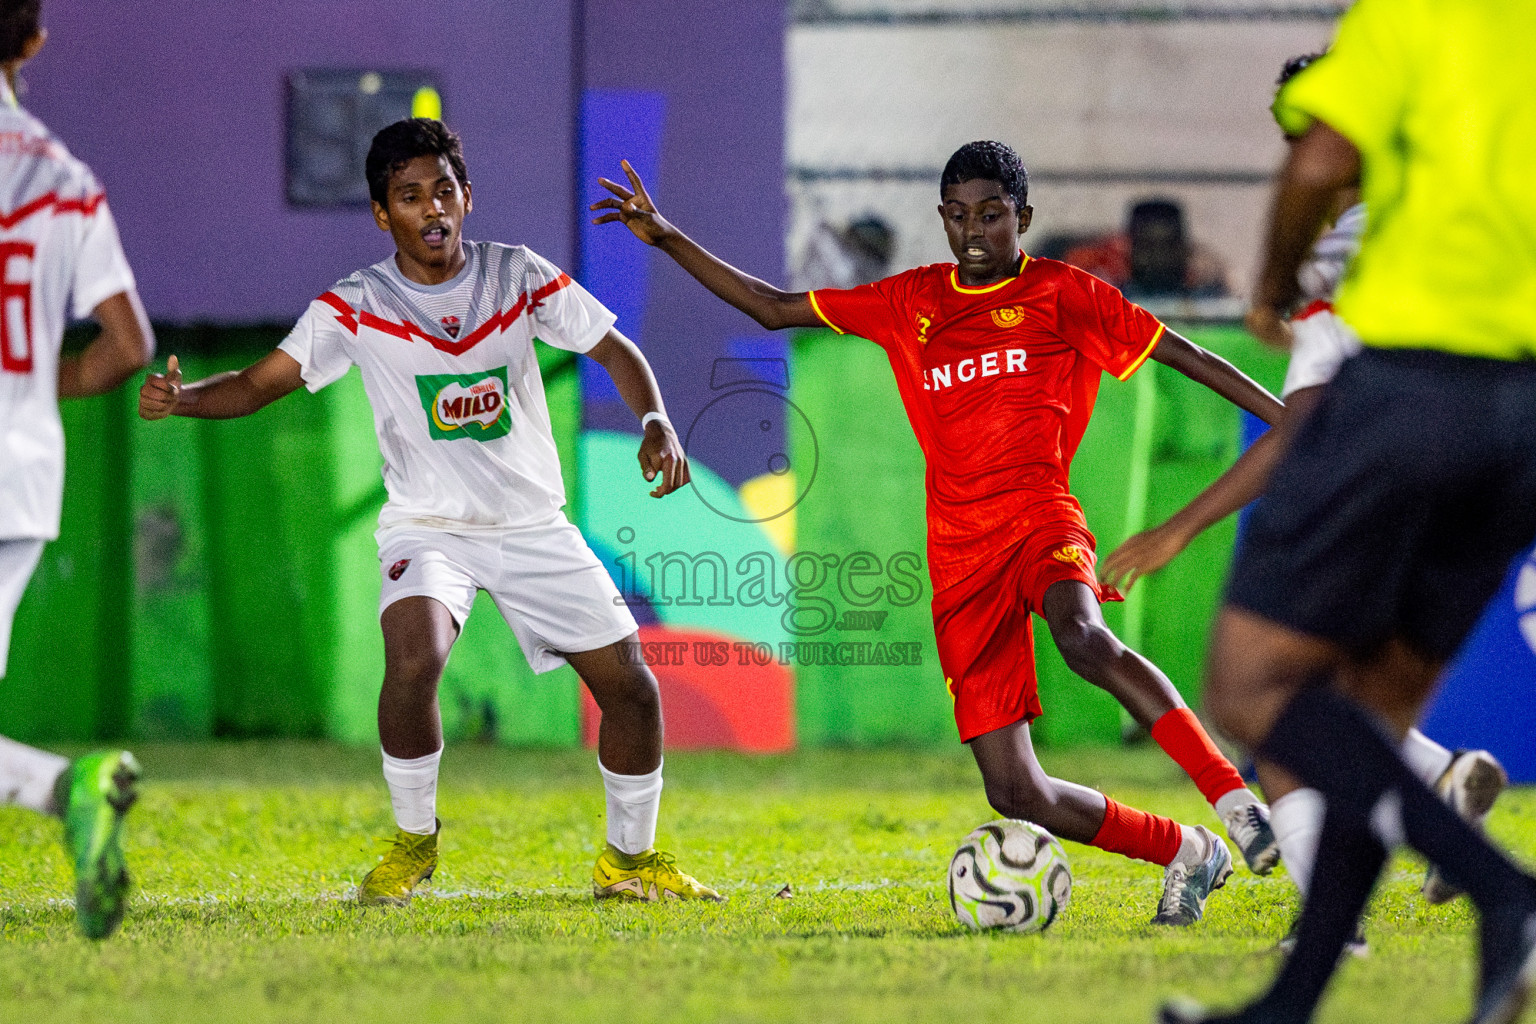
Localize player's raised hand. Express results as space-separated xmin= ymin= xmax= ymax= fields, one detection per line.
xmin=638 ymin=417 xmax=690 ymax=498
xmin=591 ymin=160 xmax=674 ymax=246
xmin=1100 ymin=522 xmax=1193 ymax=592
xmin=139 ymin=354 xmax=182 ymax=420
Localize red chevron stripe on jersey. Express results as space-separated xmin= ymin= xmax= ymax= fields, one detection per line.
xmin=1293 ymin=299 xmax=1333 ymax=321
xmin=0 ymin=191 xmax=105 ymax=230
xmin=316 ymin=272 xmax=574 ymax=357
xmin=316 ymin=291 xmax=359 ymax=333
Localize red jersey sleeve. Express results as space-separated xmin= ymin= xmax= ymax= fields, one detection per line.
xmin=807 ymin=272 xmax=914 ymax=349
xmin=1052 ymin=263 xmax=1165 ymax=381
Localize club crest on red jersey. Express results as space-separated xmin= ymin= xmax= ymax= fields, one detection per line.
xmin=916 ymin=314 xmax=932 ymax=345
xmin=1051 ymin=545 xmax=1088 ymax=566
xmin=991 ymin=305 xmax=1028 ymax=329
xmin=388 ymin=558 xmax=411 ymax=581
xmin=441 ymin=315 xmax=461 ymax=339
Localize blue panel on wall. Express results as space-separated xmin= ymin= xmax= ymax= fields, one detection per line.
xmin=725 ymin=336 xmax=788 ymax=365
xmin=1239 ymin=409 xmax=1269 ymax=450
xmin=1235 ymin=409 xmax=1269 ymax=539
xmin=1421 ymin=543 xmax=1536 ymax=783
xmin=578 ymin=89 xmax=666 ymax=404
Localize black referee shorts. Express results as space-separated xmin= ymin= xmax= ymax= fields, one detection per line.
xmin=1228 ymin=347 xmax=1536 ymax=663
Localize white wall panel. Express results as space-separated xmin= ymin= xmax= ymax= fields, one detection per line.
xmin=797 ymin=0 xmax=1344 ymax=16
xmin=787 ymin=15 xmax=1341 ymax=295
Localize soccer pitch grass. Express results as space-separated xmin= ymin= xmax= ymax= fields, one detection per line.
xmin=1 ymin=743 xmax=1531 ymax=1024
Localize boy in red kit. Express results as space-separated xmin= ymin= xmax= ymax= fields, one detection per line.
xmin=595 ymin=141 xmax=1284 ymax=924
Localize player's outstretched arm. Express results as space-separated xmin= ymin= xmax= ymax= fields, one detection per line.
xmin=1101 ymin=384 xmax=1324 ymax=591
xmin=1102 ymin=431 xmax=1285 ymax=591
xmin=591 ymin=161 xmax=822 ymax=332
xmin=586 ymin=329 xmax=690 ymax=499
xmin=1249 ymin=121 xmax=1360 ymax=346
xmin=138 ymin=348 xmax=305 ymax=421
xmin=58 ymin=290 xmax=154 ymax=399
xmin=1151 ymin=329 xmax=1284 ymax=425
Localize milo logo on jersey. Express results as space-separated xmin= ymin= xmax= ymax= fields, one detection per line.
xmin=416 ymin=367 xmax=512 ymax=441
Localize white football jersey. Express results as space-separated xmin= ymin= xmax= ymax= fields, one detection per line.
xmin=279 ymin=241 xmax=615 ymax=536
xmin=0 ymin=92 xmax=136 ymax=540
xmin=1283 ymin=203 xmax=1365 ymax=399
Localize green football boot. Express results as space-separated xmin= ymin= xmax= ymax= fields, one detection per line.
xmin=592 ymin=843 xmax=724 ymax=902
xmin=358 ymin=821 xmax=439 ymax=906
xmin=55 ymin=750 xmax=140 ymax=940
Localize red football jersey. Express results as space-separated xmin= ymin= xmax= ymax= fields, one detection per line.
xmin=809 ymin=256 xmax=1164 ymax=593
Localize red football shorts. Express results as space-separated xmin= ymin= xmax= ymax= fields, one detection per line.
xmin=933 ymin=514 xmax=1123 ymax=743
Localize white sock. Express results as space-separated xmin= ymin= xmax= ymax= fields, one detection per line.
xmin=1271 ymin=787 xmax=1326 ymax=897
xmin=1215 ymin=787 xmax=1261 ymax=821
xmin=1401 ymin=728 xmax=1454 ymax=787
xmin=1369 ymin=790 xmax=1406 ymax=850
xmin=381 ymin=747 xmax=441 ymax=835
xmin=600 ymin=759 xmax=663 ymax=856
xmin=1172 ymin=824 xmax=1210 ymax=868
xmin=0 ymin=736 xmax=69 ymax=814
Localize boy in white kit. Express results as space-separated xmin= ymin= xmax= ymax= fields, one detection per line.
xmin=139 ymin=118 xmax=720 ymax=905
xmin=0 ymin=0 xmax=154 ymax=939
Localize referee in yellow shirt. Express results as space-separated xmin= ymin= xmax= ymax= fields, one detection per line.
xmin=1164 ymin=1 xmax=1536 ymax=1023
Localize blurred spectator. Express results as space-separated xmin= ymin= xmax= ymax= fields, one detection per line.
xmin=1034 ymin=232 xmax=1096 ymax=263
xmin=1061 ymin=198 xmax=1230 ymax=298
xmin=791 ymin=213 xmax=895 ymax=290
xmin=843 ymin=215 xmax=896 ymax=286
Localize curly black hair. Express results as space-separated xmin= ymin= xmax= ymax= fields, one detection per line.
xmin=0 ymin=0 xmax=40 ymax=64
xmin=941 ymin=141 xmax=1029 ymax=211
xmin=365 ymin=118 xmax=469 ymax=207
xmin=1278 ymin=52 xmax=1327 ymax=87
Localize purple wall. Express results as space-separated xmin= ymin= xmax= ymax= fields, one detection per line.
xmin=22 ymin=0 xmax=787 ymax=432
xmin=581 ymin=0 xmax=787 ymax=448
xmin=24 ymin=1 xmax=577 ymax=322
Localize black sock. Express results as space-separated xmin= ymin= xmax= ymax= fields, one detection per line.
xmin=1250 ymin=804 xmax=1387 ymax=1023
xmin=1260 ymin=686 xmax=1534 ymax=919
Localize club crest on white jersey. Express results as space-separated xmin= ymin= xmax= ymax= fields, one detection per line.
xmin=278 ymin=241 xmax=617 ymax=534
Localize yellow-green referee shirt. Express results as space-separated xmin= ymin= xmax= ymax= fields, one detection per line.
xmin=1275 ymin=0 xmax=1536 ymax=360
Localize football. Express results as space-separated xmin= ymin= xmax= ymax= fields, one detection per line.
xmin=948 ymin=819 xmax=1073 ymax=933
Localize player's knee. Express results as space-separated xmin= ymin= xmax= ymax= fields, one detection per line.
xmin=588 ymin=663 xmax=661 ymax=716
xmin=383 ymin=647 xmax=449 ymax=691
xmin=619 ymin=666 xmax=661 ymax=709
xmin=1052 ymin=617 xmax=1115 ymax=676
xmin=1203 ymin=663 xmax=1267 ymax=748
xmin=982 ymin=773 xmax=1049 ymax=823
xmin=1203 ymin=636 xmax=1282 ymax=746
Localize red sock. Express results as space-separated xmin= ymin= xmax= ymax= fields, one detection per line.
xmin=1150 ymin=707 xmax=1248 ymax=808
xmin=1091 ymin=797 xmax=1184 ymax=866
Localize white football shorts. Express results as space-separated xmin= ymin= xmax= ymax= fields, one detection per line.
xmin=0 ymin=539 xmax=44 ymax=678
xmin=377 ymin=516 xmax=636 ymax=673
xmin=1284 ymin=305 xmax=1362 ymax=399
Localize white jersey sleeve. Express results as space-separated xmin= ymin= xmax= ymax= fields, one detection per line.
xmin=278 ymin=290 xmax=357 ymax=392
xmin=1283 ymin=202 xmax=1367 ymax=398
xmin=1283 ymin=307 xmax=1362 ymax=398
xmin=524 ymin=250 xmax=616 ymax=354
xmin=1295 ymin=204 xmax=1366 ymax=304
xmin=69 ymin=196 xmax=134 ymax=319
